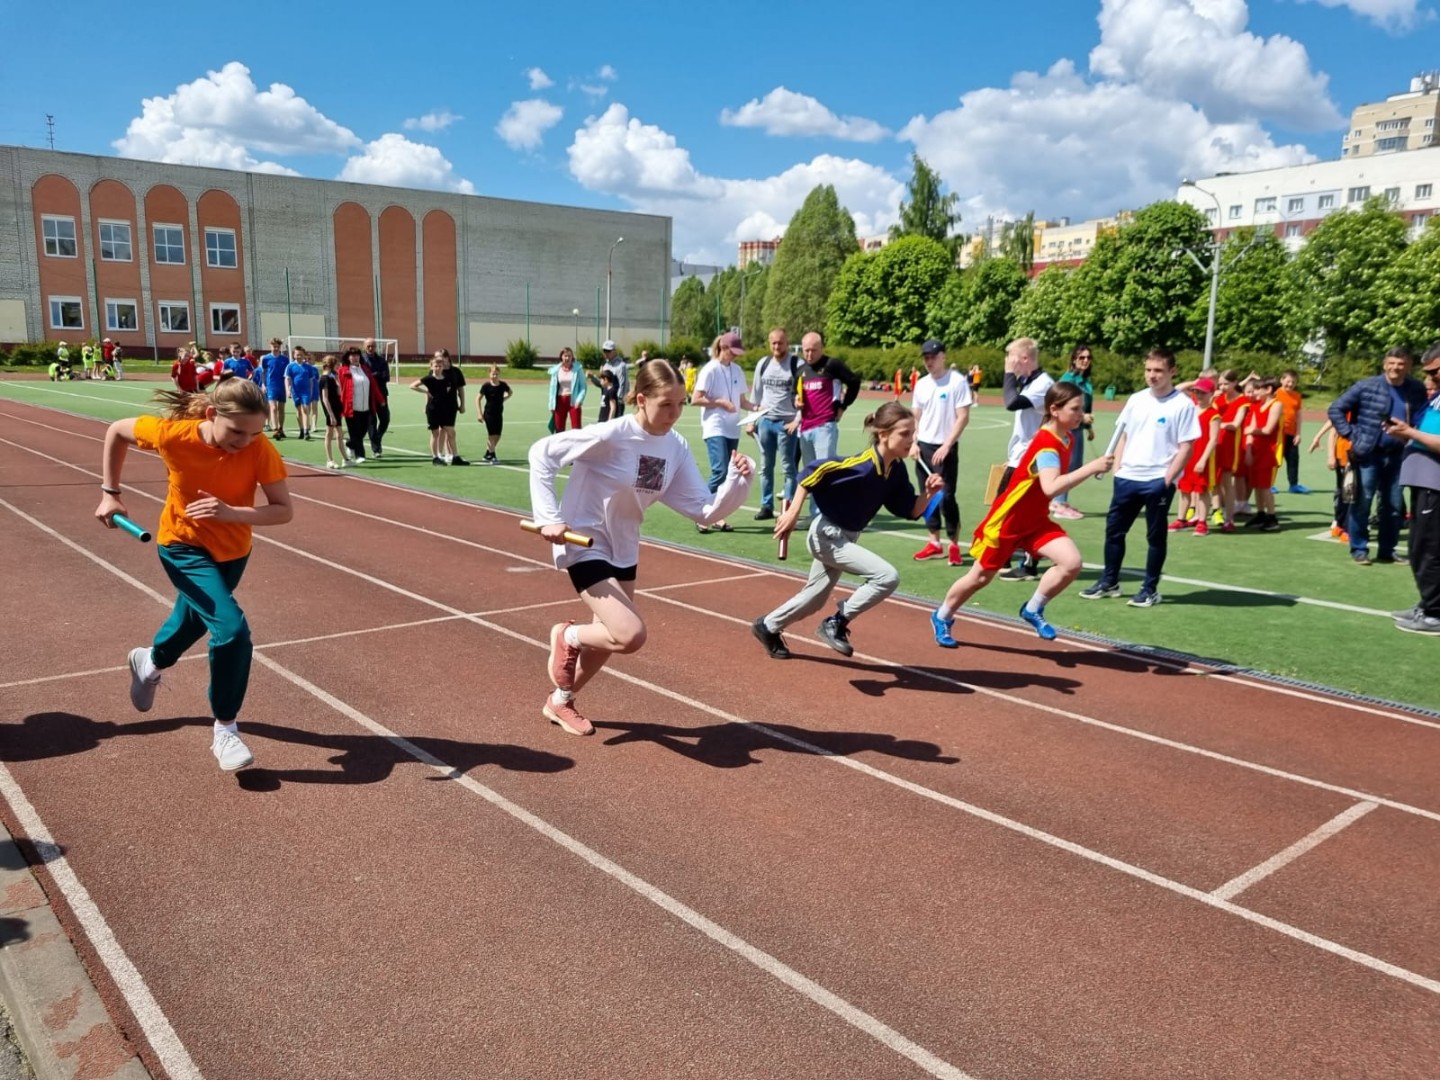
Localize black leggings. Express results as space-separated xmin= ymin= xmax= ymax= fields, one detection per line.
xmin=916 ymin=441 xmax=960 ymax=539
xmin=345 ymin=412 xmax=371 ymax=459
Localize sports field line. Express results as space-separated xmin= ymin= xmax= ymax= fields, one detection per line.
xmin=7 ymin=482 xmax=1440 ymax=1000
xmin=2 ymin=407 xmax=1432 ymax=731
xmin=0 ymin=495 xmax=976 ymax=1080
xmin=1210 ymin=801 xmax=1379 ymax=902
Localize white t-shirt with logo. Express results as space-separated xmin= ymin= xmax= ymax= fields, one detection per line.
xmin=913 ymin=368 xmax=974 ymax=445
xmin=695 ymin=358 xmax=749 ymax=440
xmin=1006 ymin=371 xmax=1055 ymax=466
xmin=1114 ymin=388 xmax=1201 ymax=482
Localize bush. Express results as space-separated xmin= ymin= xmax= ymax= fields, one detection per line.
xmin=627 ymin=338 xmax=663 ymax=361
xmin=3 ymin=343 xmax=61 ymax=367
xmin=504 ymin=338 xmax=539 ymax=370
xmin=663 ymin=337 xmax=707 ymax=364
xmin=575 ymin=341 xmax=604 ymax=369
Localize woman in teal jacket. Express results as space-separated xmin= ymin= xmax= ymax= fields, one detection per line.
xmin=547 ymin=347 xmax=588 ymax=431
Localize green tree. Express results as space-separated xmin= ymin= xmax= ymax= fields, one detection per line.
xmin=924 ymin=272 xmax=969 ymax=351
xmin=669 ymin=276 xmax=710 ymax=343
xmin=1367 ymin=217 xmax=1440 ymax=351
xmin=1055 ymin=232 xmax=1117 ymax=348
xmin=740 ymin=264 xmax=771 ymax=349
xmin=1098 ymin=201 xmax=1209 ymax=355
xmin=1283 ymin=197 xmax=1409 ymax=356
xmin=1008 ymin=265 xmax=1075 ymax=351
xmin=889 ymin=155 xmax=962 ymax=255
xmin=1186 ymin=227 xmax=1290 ymax=356
xmin=704 ymin=267 xmax=740 ymax=338
xmin=763 ymin=185 xmax=859 ymax=338
xmin=1000 ymin=212 xmax=1036 ymax=274
xmin=826 ymin=236 xmax=953 ymax=347
xmin=959 ymin=257 xmax=1029 ymax=346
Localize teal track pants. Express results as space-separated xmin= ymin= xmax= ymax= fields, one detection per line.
xmin=152 ymin=544 xmax=252 ymax=722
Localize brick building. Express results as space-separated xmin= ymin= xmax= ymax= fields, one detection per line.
xmin=0 ymin=145 xmax=672 ymax=359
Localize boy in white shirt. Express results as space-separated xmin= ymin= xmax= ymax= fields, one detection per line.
xmin=1079 ymin=348 xmax=1199 ymax=607
xmin=997 ymin=337 xmax=1054 ymax=581
xmin=909 ymin=339 xmax=973 ymax=565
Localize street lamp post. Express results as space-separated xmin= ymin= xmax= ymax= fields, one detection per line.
xmin=605 ymin=237 xmax=624 ymax=343
xmin=572 ymin=308 xmax=580 ymax=350
xmin=1180 ymin=180 xmax=1222 ymax=371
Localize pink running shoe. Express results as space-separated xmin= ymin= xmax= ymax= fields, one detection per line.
xmin=548 ymin=622 xmax=580 ymax=692
xmin=543 ymin=696 xmax=594 ymax=736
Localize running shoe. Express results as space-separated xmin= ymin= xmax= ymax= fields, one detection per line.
xmin=930 ymin=610 xmax=959 ymax=649
xmin=913 ymin=541 xmax=944 ymax=561
xmin=212 ymin=728 xmax=254 ymax=771
xmin=817 ymin=613 xmax=854 ymax=657
xmin=1193 ymin=522 xmax=1210 ymax=537
xmin=1167 ymin=519 xmax=1189 ymax=532
xmin=1288 ymin=485 xmax=1311 ymax=495
xmin=1018 ymin=604 xmax=1057 ymax=641
xmin=548 ymin=622 xmax=581 ymax=691
xmin=1050 ymin=503 xmax=1084 ymax=520
xmin=998 ymin=564 xmax=1040 ymax=582
xmin=751 ymin=617 xmax=791 ymax=660
xmin=451 ymin=456 xmax=471 ymax=466
xmin=543 ymin=697 xmax=594 ymax=736
xmin=947 ymin=543 xmax=964 ymax=567
xmin=1079 ymin=581 xmax=1121 ymax=600
xmin=1127 ymin=589 xmax=1162 ymax=608
xmin=1394 ymin=612 xmax=1440 ymax=636
xmin=128 ymin=647 xmax=161 ymax=712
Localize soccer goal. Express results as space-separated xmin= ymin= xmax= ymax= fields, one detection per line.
xmin=285 ymin=336 xmax=401 ymax=372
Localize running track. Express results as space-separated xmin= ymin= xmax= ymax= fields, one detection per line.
xmin=1 ymin=399 xmax=1438 ymax=1080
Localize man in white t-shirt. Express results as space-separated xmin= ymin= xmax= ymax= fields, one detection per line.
xmin=909 ymin=338 xmax=973 ymax=565
xmin=690 ymin=330 xmax=755 ymax=533
xmin=997 ymin=337 xmax=1055 ymax=581
xmin=1080 ymin=347 xmax=1199 ymax=607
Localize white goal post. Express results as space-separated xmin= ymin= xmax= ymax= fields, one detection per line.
xmin=285 ymin=336 xmax=401 ymax=372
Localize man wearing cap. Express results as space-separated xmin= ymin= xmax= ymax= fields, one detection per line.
xmin=691 ymin=331 xmax=755 ymax=533
xmin=600 ymin=341 xmax=629 ymax=415
xmin=795 ymin=331 xmax=861 ymax=468
xmin=1384 ymin=343 xmax=1440 ymax=633
xmin=910 ymin=339 xmax=973 ymax=565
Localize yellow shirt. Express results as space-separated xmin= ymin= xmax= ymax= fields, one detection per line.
xmin=133 ymin=416 xmax=287 ymax=562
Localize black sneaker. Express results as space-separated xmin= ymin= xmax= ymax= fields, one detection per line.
xmin=451 ymin=456 xmax=471 ymax=466
xmin=274 ymin=431 xmax=287 ymax=440
xmin=432 ymin=456 xmax=446 ymax=465
xmin=998 ymin=564 xmax=1039 ymax=582
xmin=753 ymin=507 xmax=775 ymax=521
xmin=1260 ymin=515 xmax=1281 ymax=533
xmin=750 ymin=617 xmax=790 ymax=659
xmin=817 ymin=613 xmax=854 ymax=657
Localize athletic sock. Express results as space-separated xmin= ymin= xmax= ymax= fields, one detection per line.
xmin=1025 ymin=589 xmax=1052 ymax=615
xmin=551 ymin=688 xmax=574 ymax=705
xmin=563 ymin=625 xmax=582 ymax=649
xmin=936 ymin=603 xmax=957 ymax=621
xmin=213 ymin=720 xmax=238 ymax=735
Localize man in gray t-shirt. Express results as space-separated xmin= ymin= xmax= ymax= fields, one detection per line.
xmin=745 ymin=328 xmax=801 ymax=520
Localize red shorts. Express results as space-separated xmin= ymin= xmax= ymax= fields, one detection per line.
xmin=971 ymin=526 xmax=1068 ymax=572
xmin=1248 ymin=457 xmax=1278 ymax=490
xmin=1178 ymin=473 xmax=1211 ymax=495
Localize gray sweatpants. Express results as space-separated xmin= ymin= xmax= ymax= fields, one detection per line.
xmin=762 ymin=514 xmax=900 ymax=631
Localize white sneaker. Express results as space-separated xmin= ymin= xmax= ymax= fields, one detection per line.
xmin=212 ymin=728 xmax=254 ymax=771
xmin=354 ymin=456 xmax=365 ymax=464
xmin=128 ymin=647 xmax=161 ymax=712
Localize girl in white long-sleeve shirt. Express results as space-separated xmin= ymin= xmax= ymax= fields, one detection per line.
xmin=529 ymin=360 xmax=753 ymax=736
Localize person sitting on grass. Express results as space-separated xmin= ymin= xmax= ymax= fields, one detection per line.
xmin=931 ymin=381 xmax=1113 ymax=647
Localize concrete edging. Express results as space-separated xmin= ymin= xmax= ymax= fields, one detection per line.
xmin=0 ymin=826 xmax=153 ymax=1080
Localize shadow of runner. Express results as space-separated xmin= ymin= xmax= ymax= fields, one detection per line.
xmin=233 ymin=720 xmax=574 ymax=791
xmin=0 ymin=713 xmax=203 ymax=762
xmin=785 ymin=654 xmax=1085 ymax=697
xmin=593 ymin=718 xmax=959 ymax=770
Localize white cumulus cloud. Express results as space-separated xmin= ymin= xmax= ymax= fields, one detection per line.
xmin=403 ymin=109 xmax=462 ymax=133
xmin=113 ymin=61 xmax=359 ymax=173
xmin=495 ymin=99 xmax=565 ymax=152
xmin=598 ymin=64 xmax=618 ymax=81
xmin=720 ymin=87 xmax=889 ymax=142
xmin=567 ymin=103 xmax=902 ymax=264
xmin=1299 ymin=0 xmax=1431 ymax=30
xmin=526 ymin=67 xmax=554 ymax=90
xmin=1089 ymin=0 xmax=1341 ymax=128
xmin=338 ymin=134 xmax=475 ymax=194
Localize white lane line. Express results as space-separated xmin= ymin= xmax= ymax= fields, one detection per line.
xmin=641 ymin=571 xmax=770 ymax=592
xmin=9 ymin=482 xmax=1440 ymax=999
xmin=1 ymin=496 xmax=975 ymax=1080
xmin=1078 ymin=563 xmax=1391 ymax=618
xmin=1 ymin=664 xmax=130 ymax=690
xmin=1211 ymin=802 xmax=1380 ymax=902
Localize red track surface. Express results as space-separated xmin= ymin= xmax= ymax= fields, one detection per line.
xmin=1 ymin=400 xmax=1438 ymax=1080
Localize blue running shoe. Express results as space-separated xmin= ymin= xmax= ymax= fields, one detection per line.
xmin=1019 ymin=603 xmax=1057 ymax=640
xmin=930 ymin=609 xmax=959 ymax=648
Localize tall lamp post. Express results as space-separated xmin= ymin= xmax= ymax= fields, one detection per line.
xmin=572 ymin=308 xmax=580 ymax=350
xmin=1180 ymin=179 xmax=1222 ymax=371
xmin=605 ymin=236 xmax=624 ymax=343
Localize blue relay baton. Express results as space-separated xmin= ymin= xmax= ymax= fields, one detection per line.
xmin=113 ymin=514 xmax=153 ymax=543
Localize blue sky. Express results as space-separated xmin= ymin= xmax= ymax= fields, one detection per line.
xmin=2 ymin=0 xmax=1435 ymax=264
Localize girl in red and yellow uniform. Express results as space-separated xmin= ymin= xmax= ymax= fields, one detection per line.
xmin=1215 ymin=369 xmax=1250 ymax=530
xmin=930 ymin=382 xmax=1113 ymax=646
xmin=1243 ymin=376 xmax=1283 ymax=532
xmin=95 ymin=378 xmax=292 ymax=771
xmin=1172 ymin=377 xmax=1222 ymax=536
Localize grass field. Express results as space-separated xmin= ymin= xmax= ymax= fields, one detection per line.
xmin=3 ymin=373 xmax=1431 ymax=711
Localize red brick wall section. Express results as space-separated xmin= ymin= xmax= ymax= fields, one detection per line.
xmin=333 ymin=201 xmax=374 ymax=341
xmin=422 ymin=209 xmax=458 ymax=354
xmin=145 ymin=184 xmax=194 ymax=347
xmin=196 ymin=189 xmax=246 ymax=344
xmin=32 ymin=175 xmax=87 ymax=341
xmin=378 ymin=206 xmax=417 ymax=353
xmin=89 ymin=179 xmax=146 ymax=347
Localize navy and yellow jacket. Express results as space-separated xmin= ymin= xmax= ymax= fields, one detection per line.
xmin=799 ymin=445 xmax=919 ymax=532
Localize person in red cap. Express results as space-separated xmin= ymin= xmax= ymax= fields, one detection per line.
xmin=1171 ymin=377 xmax=1221 ymax=536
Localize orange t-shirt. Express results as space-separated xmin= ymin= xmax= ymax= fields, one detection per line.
xmin=1274 ymin=387 xmax=1302 ymax=437
xmin=133 ymin=416 xmax=287 ymax=562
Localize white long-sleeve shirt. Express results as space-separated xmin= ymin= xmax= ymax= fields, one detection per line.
xmin=529 ymin=415 xmax=753 ymax=570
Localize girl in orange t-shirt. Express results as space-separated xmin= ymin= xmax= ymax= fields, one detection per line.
xmin=96 ymin=378 xmax=292 ymax=771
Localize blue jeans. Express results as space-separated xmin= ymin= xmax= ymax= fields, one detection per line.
xmin=1348 ymin=450 xmax=1404 ymax=559
xmin=153 ymin=544 xmax=252 ymax=722
xmin=704 ymin=435 xmax=740 ymax=493
xmin=1099 ymin=477 xmax=1176 ymax=594
xmin=755 ymin=417 xmax=799 ymax=511
xmin=798 ymin=422 xmax=839 ymax=467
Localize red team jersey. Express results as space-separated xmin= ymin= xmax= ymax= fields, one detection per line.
xmin=1179 ymin=404 xmax=1219 ymax=494
xmin=971 ymin=427 xmax=1071 ymax=570
xmin=1218 ymin=395 xmax=1249 ymax=473
xmin=1246 ymin=398 xmax=1280 ymax=487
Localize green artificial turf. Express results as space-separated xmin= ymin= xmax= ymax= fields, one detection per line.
xmin=3 ymin=374 xmax=1431 ymax=711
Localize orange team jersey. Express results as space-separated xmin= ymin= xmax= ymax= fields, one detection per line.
xmin=1274 ymin=386 xmax=1302 ymax=437
xmin=1335 ymin=433 xmax=1352 ymax=468
xmin=133 ymin=416 xmax=287 ymax=562
xmin=971 ymin=427 xmax=1071 ymax=570
xmin=1219 ymin=396 xmax=1249 ymax=472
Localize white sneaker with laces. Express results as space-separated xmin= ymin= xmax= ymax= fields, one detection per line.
xmin=128 ymin=647 xmax=161 ymax=712
xmin=212 ymin=727 xmax=254 ymax=771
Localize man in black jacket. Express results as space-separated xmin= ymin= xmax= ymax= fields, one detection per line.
xmin=362 ymin=337 xmax=391 ymax=458
xmin=1328 ymin=347 xmax=1429 ymax=565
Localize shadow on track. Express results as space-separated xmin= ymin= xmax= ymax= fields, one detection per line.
xmin=0 ymin=712 xmax=200 ymax=761
xmin=593 ymin=718 xmax=960 ymax=770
